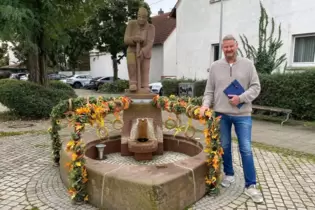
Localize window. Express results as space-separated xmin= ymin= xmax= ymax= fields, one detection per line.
xmin=211 ymin=44 xmax=220 ymax=63
xmin=293 ymin=35 xmax=315 ymax=63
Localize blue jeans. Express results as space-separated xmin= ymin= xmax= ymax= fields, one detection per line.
xmin=216 ymin=112 xmax=256 ymax=188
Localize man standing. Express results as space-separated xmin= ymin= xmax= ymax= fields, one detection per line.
xmin=200 ymin=35 xmax=263 ymax=203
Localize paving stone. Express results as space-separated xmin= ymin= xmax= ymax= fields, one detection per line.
xmin=0 ymin=125 xmax=315 ymax=210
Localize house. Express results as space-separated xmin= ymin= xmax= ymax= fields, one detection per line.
xmin=90 ymin=9 xmax=177 ymax=83
xmin=170 ymin=0 xmax=315 ymax=79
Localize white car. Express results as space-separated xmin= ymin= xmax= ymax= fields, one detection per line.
xmin=66 ymin=74 xmax=92 ymax=89
xmin=149 ymin=82 xmax=163 ymax=95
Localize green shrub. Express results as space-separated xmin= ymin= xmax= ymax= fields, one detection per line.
xmin=162 ymin=78 xmax=195 ymax=96
xmin=48 ymin=80 xmax=76 ymax=98
xmin=0 ymin=71 xmax=11 ymax=79
xmin=98 ymin=80 xmax=129 ymax=93
xmin=194 ymin=80 xmax=207 ymax=97
xmin=0 ymin=79 xmax=77 ymax=119
xmin=254 ymin=72 xmax=315 ymax=120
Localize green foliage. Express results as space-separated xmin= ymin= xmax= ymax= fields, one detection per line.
xmin=194 ymin=80 xmax=207 ymax=97
xmin=0 ymin=42 xmax=9 ymax=66
xmin=238 ymin=2 xmax=287 ymax=74
xmin=254 ymin=72 xmax=315 ymax=120
xmin=0 ymin=79 xmax=77 ymax=118
xmin=162 ymin=78 xmax=195 ymax=96
xmin=48 ymin=80 xmax=76 ymax=98
xmin=98 ymin=80 xmax=129 ymax=93
xmin=0 ymin=0 xmax=101 ymax=85
xmin=90 ymin=0 xmax=151 ymax=80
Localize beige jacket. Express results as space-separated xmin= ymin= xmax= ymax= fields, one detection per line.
xmin=202 ymin=57 xmax=261 ymax=116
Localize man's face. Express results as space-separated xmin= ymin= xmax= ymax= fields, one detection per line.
xmin=137 ymin=13 xmax=147 ymax=26
xmin=222 ymin=40 xmax=238 ymax=59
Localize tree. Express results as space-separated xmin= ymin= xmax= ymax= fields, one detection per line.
xmin=90 ymin=0 xmax=151 ymax=80
xmin=238 ymin=2 xmax=287 ymax=74
xmin=0 ymin=42 xmax=9 ymax=67
xmin=0 ymin=0 xmax=101 ymax=85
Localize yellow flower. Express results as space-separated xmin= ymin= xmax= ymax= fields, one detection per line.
xmin=75 ymin=162 xmax=81 ymax=167
xmin=72 ymin=153 xmax=78 ymax=161
xmin=84 ymin=195 xmax=89 ymax=201
xmin=193 ymin=108 xmax=200 ymax=116
xmin=204 ymin=148 xmax=211 ymax=153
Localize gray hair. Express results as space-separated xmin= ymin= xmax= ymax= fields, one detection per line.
xmin=222 ymin=34 xmax=237 ymax=42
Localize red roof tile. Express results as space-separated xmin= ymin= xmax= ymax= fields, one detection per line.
xmin=151 ymin=12 xmax=176 ymax=45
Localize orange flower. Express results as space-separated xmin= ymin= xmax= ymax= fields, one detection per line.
xmin=76 ymin=107 xmax=90 ymax=115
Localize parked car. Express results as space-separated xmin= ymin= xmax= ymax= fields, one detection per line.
xmin=84 ymin=76 xmax=103 ymax=90
xmin=149 ymin=82 xmax=163 ymax=96
xmin=66 ymin=74 xmax=92 ymax=89
xmin=95 ymin=76 xmax=120 ymax=90
xmin=48 ymin=73 xmax=69 ymax=81
xmin=9 ymin=73 xmax=28 ymax=80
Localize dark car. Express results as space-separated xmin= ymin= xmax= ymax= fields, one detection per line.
xmin=84 ymin=77 xmax=104 ymax=90
xmin=95 ymin=76 xmax=120 ymax=90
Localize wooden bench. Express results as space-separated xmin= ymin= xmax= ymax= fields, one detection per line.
xmin=252 ymin=105 xmax=292 ymax=126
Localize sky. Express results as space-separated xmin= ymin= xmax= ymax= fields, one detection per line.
xmin=145 ymin=0 xmax=177 ymax=16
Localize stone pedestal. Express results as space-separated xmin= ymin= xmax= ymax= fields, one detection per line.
xmin=121 ymin=93 xmax=163 ymax=159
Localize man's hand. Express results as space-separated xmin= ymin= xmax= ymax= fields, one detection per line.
xmin=200 ymin=106 xmax=209 ymax=117
xmin=228 ymin=95 xmax=240 ymax=106
xmin=133 ymin=35 xmax=144 ymax=43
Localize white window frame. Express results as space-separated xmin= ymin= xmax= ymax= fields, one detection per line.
xmin=291 ymin=34 xmax=315 ymax=67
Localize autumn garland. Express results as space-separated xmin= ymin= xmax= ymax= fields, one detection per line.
xmin=152 ymin=95 xmax=223 ymax=194
xmin=49 ymin=96 xmax=131 ymax=202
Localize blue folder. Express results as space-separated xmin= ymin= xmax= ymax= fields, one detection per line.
xmin=223 ymin=79 xmax=245 ymax=109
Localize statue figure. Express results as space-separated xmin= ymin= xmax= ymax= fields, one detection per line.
xmin=124 ymin=7 xmax=155 ymax=92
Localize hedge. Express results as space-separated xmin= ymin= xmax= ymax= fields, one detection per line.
xmin=161 ymin=71 xmax=315 ymax=121
xmin=98 ymin=79 xmax=129 ymax=93
xmin=254 ymin=72 xmax=315 ymax=121
xmin=162 ymin=78 xmax=195 ymax=96
xmin=0 ymin=79 xmax=77 ymax=118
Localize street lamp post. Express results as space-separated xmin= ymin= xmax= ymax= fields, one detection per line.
xmin=218 ymin=0 xmax=224 ymax=59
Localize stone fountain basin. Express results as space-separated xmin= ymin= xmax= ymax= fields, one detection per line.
xmin=59 ymin=132 xmax=208 ymax=210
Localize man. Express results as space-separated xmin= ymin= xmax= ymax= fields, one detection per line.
xmin=124 ymin=7 xmax=155 ymax=92
xmin=200 ymin=35 xmax=263 ymax=203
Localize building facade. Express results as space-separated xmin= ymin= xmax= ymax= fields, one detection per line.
xmin=172 ymin=0 xmax=315 ymax=79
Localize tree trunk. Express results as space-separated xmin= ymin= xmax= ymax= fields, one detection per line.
xmin=27 ymin=50 xmax=40 ymax=83
xmin=38 ymin=30 xmax=47 ymax=86
xmin=112 ymin=54 xmax=118 ymax=81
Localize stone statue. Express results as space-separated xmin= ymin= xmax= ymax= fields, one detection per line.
xmin=124 ymin=7 xmax=155 ymax=92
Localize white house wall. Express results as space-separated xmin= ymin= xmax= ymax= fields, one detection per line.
xmin=90 ymin=52 xmax=129 ymax=80
xmin=176 ymin=0 xmax=315 ymax=79
xmin=163 ymin=29 xmax=177 ymax=78
xmin=150 ymin=45 xmax=163 ymax=83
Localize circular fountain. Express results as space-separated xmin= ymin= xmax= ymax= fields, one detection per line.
xmin=60 ymin=134 xmax=207 ymax=210
xmin=59 ymin=95 xmax=208 ymax=210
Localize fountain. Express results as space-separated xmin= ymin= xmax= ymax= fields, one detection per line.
xmin=58 ymin=7 xmax=210 ymax=210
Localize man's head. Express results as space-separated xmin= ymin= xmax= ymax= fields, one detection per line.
xmin=137 ymin=7 xmax=148 ymax=26
xmin=222 ymin=35 xmax=238 ymax=60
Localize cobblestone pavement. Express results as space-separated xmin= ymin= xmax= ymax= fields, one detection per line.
xmin=1 ymin=133 xmax=315 ymax=210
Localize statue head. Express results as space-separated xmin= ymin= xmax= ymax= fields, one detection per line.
xmin=137 ymin=7 xmax=148 ymax=26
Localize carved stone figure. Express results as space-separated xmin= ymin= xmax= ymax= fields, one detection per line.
xmin=124 ymin=7 xmax=155 ymax=92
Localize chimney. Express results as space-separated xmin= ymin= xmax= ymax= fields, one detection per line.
xmin=158 ymin=8 xmax=164 ymax=15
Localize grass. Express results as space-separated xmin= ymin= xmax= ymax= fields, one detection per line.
xmin=232 ymin=138 xmax=315 ymax=163
xmin=0 ymin=111 xmax=21 ymax=121
xmin=252 ymin=114 xmax=315 ymax=129
xmin=0 ymin=130 xmax=47 ymax=138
